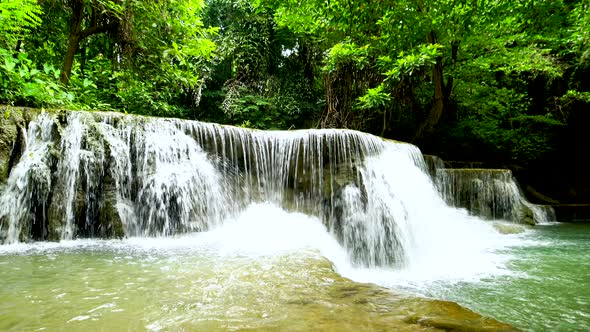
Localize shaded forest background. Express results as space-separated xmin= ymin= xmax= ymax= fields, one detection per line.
xmin=1 ymin=0 xmax=589 ymax=202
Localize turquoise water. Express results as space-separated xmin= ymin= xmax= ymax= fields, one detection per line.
xmin=423 ymin=223 xmax=590 ymax=331
xmin=0 ymin=218 xmax=588 ymax=331
xmin=0 ymin=242 xmax=512 ymax=331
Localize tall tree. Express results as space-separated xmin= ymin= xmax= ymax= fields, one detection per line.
xmin=59 ymin=0 xmax=122 ymax=85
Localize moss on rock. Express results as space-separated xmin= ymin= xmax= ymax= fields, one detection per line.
xmin=517 ymin=203 xmax=536 ymax=226
xmin=0 ymin=107 xmax=25 ymax=184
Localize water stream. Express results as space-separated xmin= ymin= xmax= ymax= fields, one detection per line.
xmin=0 ymin=111 xmax=587 ymax=330
xmin=1 ymin=206 xmax=588 ymax=331
xmin=420 ymin=222 xmax=590 ymax=331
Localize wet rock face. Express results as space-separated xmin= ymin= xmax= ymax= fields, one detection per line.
xmin=0 ymin=120 xmax=15 ymax=184
xmin=430 ymin=167 xmax=555 ymax=224
xmin=0 ymin=107 xmax=44 ymax=185
xmin=435 ymin=169 xmax=522 ymax=221
xmin=0 ymin=109 xmax=55 ymax=242
xmin=0 ymin=108 xmax=24 ymax=184
xmin=1 ymin=110 xmax=395 ymax=248
xmin=97 ymin=170 xmax=124 ymax=238
xmin=517 ymin=203 xmax=535 ymax=226
xmin=37 ymin=112 xmax=126 ymax=241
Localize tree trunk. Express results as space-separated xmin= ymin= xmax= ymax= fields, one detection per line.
xmin=300 ymin=41 xmax=314 ymax=86
xmin=59 ymin=0 xmax=119 ymax=85
xmin=60 ymin=0 xmax=84 ymax=85
xmin=414 ymin=31 xmax=446 ymax=142
xmin=13 ymin=40 xmax=22 ymax=58
xmin=118 ymin=3 xmax=135 ymax=67
xmin=321 ymin=68 xmax=353 ymax=128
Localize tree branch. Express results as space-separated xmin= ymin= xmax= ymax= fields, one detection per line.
xmin=79 ymin=21 xmax=117 ymax=40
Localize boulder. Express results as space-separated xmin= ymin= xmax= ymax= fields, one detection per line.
xmin=516 ymin=202 xmax=536 ymax=226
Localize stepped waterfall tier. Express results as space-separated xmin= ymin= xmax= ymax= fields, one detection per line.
xmin=1 ymin=110 xmax=506 ymax=269
xmin=424 ymin=156 xmax=555 ymax=225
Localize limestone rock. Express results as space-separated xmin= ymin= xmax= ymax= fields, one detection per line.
xmin=0 ymin=107 xmax=25 ymax=184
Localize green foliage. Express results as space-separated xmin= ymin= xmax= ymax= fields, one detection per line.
xmin=357 ymin=84 xmax=390 ymax=110
xmin=451 ymin=70 xmax=564 ymax=163
xmin=562 ymin=90 xmax=590 ymax=104
xmin=0 ymin=48 xmax=70 ymax=107
xmin=220 ymin=74 xmax=317 ymax=129
xmin=198 ymin=0 xmax=321 ymax=129
xmin=464 ymin=35 xmax=562 ymax=79
xmin=0 ymin=0 xmax=218 ymax=116
xmin=0 ymin=0 xmax=43 ymax=47
xmin=101 ymin=0 xmax=217 ymax=116
xmin=323 ymin=42 xmax=369 ymax=73
xmin=0 ymin=0 xmax=587 ymax=171
xmin=380 ymin=44 xmax=442 ymax=82
xmin=0 ymin=47 xmax=119 ymax=109
xmin=569 ymin=1 xmax=590 ymax=53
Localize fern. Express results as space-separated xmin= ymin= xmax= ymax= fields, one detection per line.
xmin=0 ymin=0 xmax=43 ymax=42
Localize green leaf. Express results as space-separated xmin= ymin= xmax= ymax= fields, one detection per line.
xmin=3 ymin=58 xmax=16 ymax=72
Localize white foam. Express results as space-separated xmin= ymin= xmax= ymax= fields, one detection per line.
xmin=0 ymin=200 xmax=528 ymax=291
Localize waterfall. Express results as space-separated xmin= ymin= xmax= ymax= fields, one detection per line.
xmin=0 ymin=113 xmax=54 ymax=242
xmin=0 ymin=111 xmax=515 ymax=269
xmin=56 ymin=112 xmax=85 ymax=240
xmin=426 ymin=161 xmax=555 ymax=224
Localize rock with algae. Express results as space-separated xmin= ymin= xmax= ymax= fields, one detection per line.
xmin=0 ymin=107 xmax=25 ymax=184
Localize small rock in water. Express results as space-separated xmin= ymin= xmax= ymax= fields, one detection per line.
xmin=493 ymin=222 xmax=526 ymax=234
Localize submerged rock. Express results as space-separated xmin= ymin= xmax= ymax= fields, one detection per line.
xmin=0 ymin=244 xmax=520 ymax=331
xmin=492 ymin=221 xmax=527 ymax=234
xmin=403 ymin=299 xmax=519 ymax=331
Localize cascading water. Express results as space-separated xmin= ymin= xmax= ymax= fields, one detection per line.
xmin=121 ymin=118 xmax=231 ymax=236
xmin=429 ymin=165 xmax=555 ymax=224
xmin=3 ymin=110 xmax=588 ymax=332
xmin=55 ymin=112 xmax=85 ymax=240
xmin=0 ymin=110 xmax=511 ymax=270
xmin=336 ymin=148 xmax=512 ymax=280
xmin=0 ymin=113 xmax=54 ymax=242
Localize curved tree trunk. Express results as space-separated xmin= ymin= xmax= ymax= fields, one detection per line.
xmin=414 ymin=31 xmax=447 ymax=142
xmin=59 ymin=0 xmax=120 ymax=85
xmin=60 ymin=0 xmax=84 ymax=85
